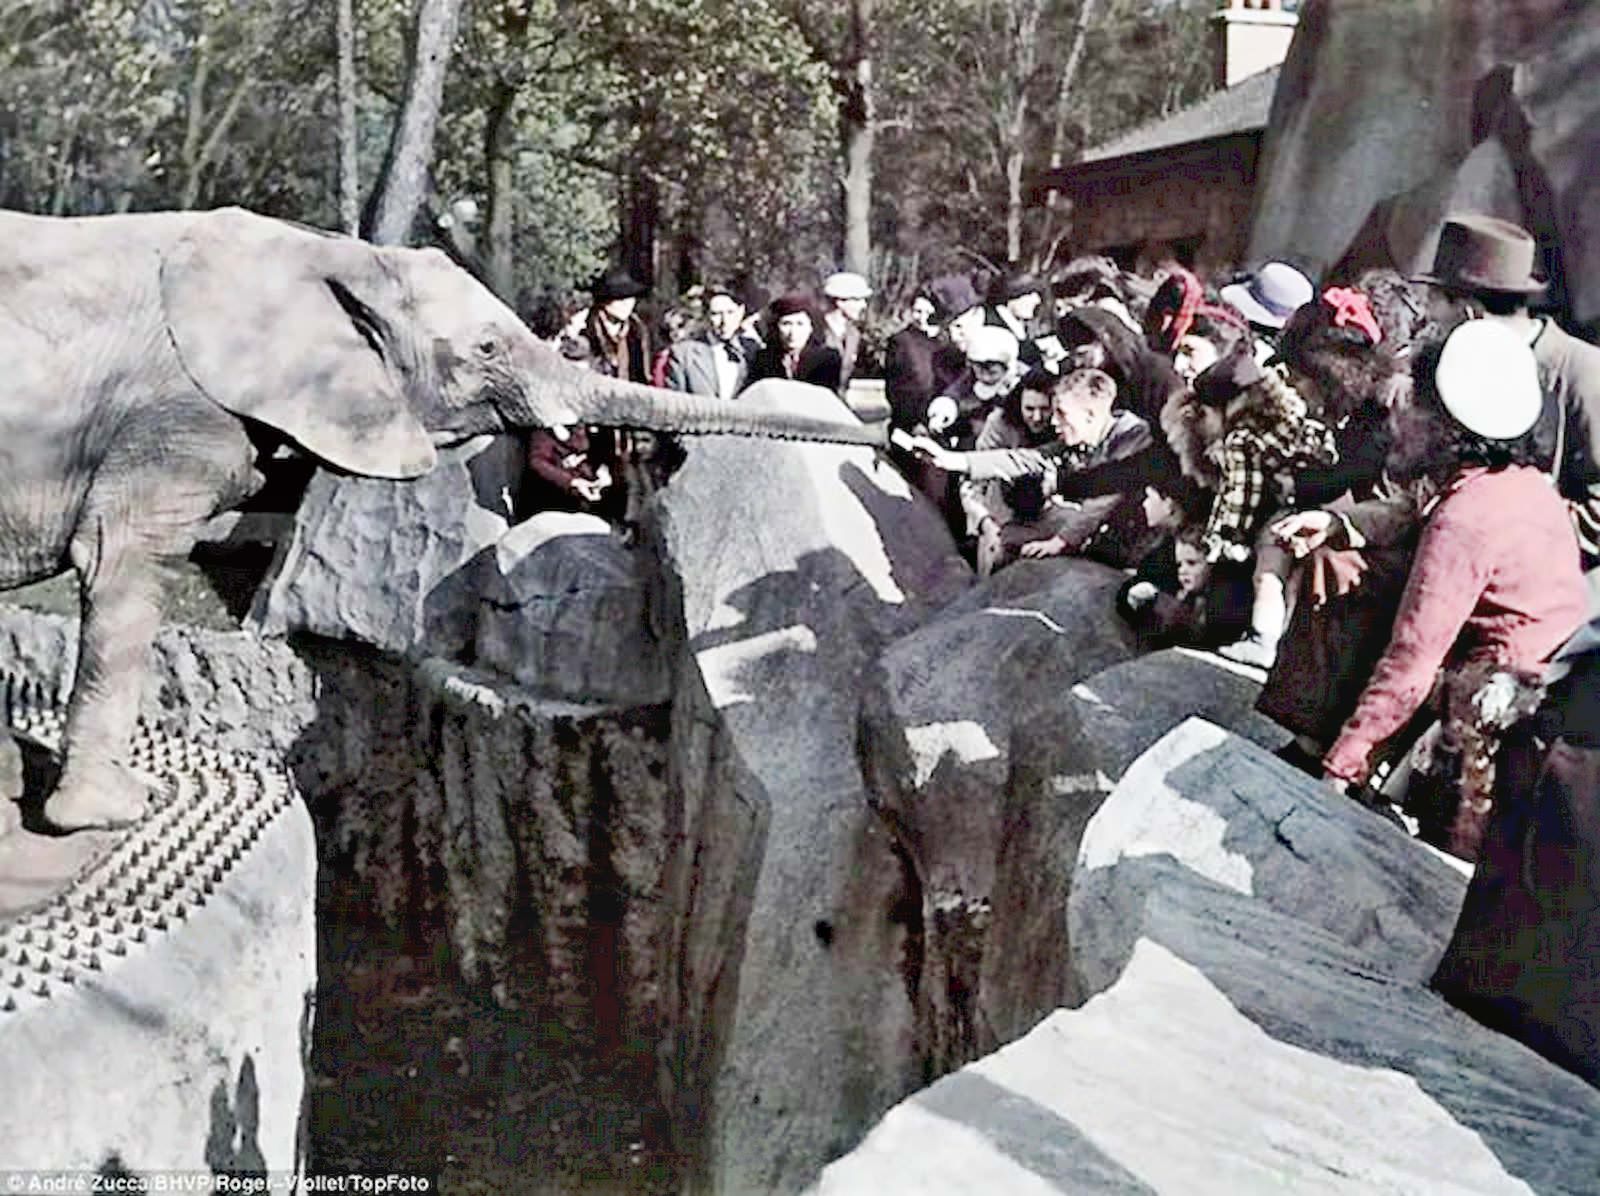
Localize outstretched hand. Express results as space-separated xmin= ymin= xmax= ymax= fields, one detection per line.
xmin=1271 ymin=509 xmax=1335 ymax=557
xmin=896 ymin=432 xmax=963 ymax=472
xmin=1019 ymin=535 xmax=1067 ymax=560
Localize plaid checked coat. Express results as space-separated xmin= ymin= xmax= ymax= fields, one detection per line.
xmin=1202 ymin=380 xmax=1337 ymax=562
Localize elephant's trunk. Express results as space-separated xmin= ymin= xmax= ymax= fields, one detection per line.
xmin=514 ymin=345 xmax=887 ymax=448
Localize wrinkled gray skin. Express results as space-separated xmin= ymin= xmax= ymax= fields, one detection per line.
xmin=0 ymin=206 xmax=881 ymax=834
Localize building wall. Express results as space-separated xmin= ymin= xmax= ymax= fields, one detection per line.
xmin=1060 ymin=133 xmax=1261 ymax=277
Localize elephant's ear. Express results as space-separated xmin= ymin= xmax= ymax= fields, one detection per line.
xmin=159 ymin=208 xmax=436 ymax=479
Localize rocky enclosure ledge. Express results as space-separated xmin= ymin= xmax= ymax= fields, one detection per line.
xmin=5 ymin=430 xmax=1596 ymax=1192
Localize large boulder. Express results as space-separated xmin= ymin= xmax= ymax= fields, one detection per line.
xmin=1070 ymin=719 xmax=1468 ymax=992
xmin=474 ymin=511 xmax=671 ymax=705
xmin=647 ymin=436 xmax=969 ymax=1194
xmin=858 ymin=557 xmax=1136 ymax=1072
xmin=250 ymin=435 xmax=522 ymax=658
xmin=814 ymin=931 xmax=1600 ymax=1195
xmin=980 ymin=649 xmax=1291 ymax=1048
xmin=814 ymin=721 xmax=1600 ymax=1194
xmin=1249 ymin=1 xmax=1600 ymax=323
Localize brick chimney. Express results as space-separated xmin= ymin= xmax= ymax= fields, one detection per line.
xmin=1211 ymin=0 xmax=1298 ymax=90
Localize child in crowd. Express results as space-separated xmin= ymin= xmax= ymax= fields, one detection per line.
xmin=1184 ymin=348 xmax=1337 ymax=667
xmin=1116 ymin=482 xmax=1251 ymax=647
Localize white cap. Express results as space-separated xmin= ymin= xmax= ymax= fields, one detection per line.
xmin=1435 ymin=320 xmax=1542 ymax=440
xmin=822 ymin=271 xmax=872 ymax=300
xmin=964 ymin=325 xmax=1020 ymax=366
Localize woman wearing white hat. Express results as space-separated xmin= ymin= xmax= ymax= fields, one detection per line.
xmin=1320 ymin=321 xmax=1587 ymax=856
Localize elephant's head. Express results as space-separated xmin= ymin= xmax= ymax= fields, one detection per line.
xmin=158 ymin=208 xmax=881 ymax=480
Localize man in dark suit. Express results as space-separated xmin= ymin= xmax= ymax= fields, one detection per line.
xmin=664 ymin=283 xmax=760 ymax=399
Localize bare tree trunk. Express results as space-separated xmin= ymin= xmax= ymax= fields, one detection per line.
xmin=1000 ymin=0 xmax=1043 ymax=262
xmin=840 ymin=0 xmax=874 ymax=274
xmin=337 ymin=0 xmax=359 ymax=235
xmin=368 ymin=0 xmax=465 ymax=246
xmin=482 ymin=0 xmax=532 ymax=300
xmin=180 ymin=26 xmax=212 ymax=206
xmin=620 ymin=165 xmax=659 ymax=289
xmin=483 ymin=85 xmax=517 ymax=299
xmin=181 ymin=78 xmax=251 ymax=209
xmin=1048 ymin=0 xmax=1098 ymax=185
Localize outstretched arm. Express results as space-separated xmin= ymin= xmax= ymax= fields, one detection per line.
xmin=1323 ymin=507 xmax=1489 ymax=784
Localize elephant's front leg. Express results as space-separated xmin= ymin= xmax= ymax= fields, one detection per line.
xmin=43 ymin=522 xmax=172 ymax=832
xmin=42 ymin=404 xmax=259 ymax=833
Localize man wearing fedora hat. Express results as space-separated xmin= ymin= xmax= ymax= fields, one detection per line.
xmin=584 ymin=266 xmax=653 ymax=383
xmin=1414 ymin=213 xmax=1600 ymax=570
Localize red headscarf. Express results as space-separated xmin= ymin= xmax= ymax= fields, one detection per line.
xmin=1145 ymin=267 xmax=1204 ymax=354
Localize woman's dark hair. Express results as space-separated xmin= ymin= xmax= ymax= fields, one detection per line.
xmin=997 ymin=368 xmax=1057 ymax=442
xmin=1399 ymin=336 xmax=1546 ymax=487
xmin=1352 ymin=268 xmax=1434 ymax=355
xmin=1155 ymin=470 xmax=1214 ymax=527
xmin=1273 ymin=289 xmax=1401 ymax=422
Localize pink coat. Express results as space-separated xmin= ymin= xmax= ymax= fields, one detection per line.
xmin=1325 ymin=466 xmax=1587 ymax=784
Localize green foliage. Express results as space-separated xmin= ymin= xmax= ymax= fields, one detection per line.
xmin=0 ymin=0 xmax=1216 ymax=298
xmin=0 ymin=0 xmax=338 ymax=219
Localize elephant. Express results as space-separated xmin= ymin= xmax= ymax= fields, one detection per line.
xmin=0 ymin=206 xmax=884 ymax=834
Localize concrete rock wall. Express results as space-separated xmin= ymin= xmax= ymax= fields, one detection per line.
xmin=816 ymin=721 xmax=1600 ymax=1195
xmin=647 ymin=437 xmax=970 ymax=1195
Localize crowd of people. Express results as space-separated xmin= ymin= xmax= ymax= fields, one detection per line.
xmin=518 ymin=213 xmax=1600 ymax=864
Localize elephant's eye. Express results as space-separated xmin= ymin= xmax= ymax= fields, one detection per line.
xmin=475 ymin=338 xmax=498 ymax=358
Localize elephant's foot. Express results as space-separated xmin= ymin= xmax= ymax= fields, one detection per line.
xmin=43 ymin=763 xmax=152 ymax=833
xmin=0 ymin=733 xmax=21 ymax=803
xmin=0 ymin=736 xmax=22 ymax=837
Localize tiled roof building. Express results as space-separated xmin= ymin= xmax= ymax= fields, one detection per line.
xmin=1038 ymin=1 xmax=1297 ymax=275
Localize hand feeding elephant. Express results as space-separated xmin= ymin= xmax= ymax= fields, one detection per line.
xmin=0 ymin=206 xmax=882 ymax=834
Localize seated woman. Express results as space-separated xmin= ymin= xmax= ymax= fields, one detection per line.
xmin=1318 ymin=321 xmax=1587 ymax=859
xmin=1180 ymin=348 xmax=1337 ymax=667
xmin=959 ymin=370 xmax=1056 ymax=574
xmin=1268 ymin=285 xmax=1402 ymax=510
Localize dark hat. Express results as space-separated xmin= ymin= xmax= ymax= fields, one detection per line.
xmin=1413 ymin=214 xmax=1545 ymax=295
xmin=925 ymin=274 xmax=982 ymax=319
xmin=703 ymin=280 xmax=745 ymax=307
xmin=989 ymin=270 xmax=1043 ymax=304
xmin=591 ymin=265 xmax=649 ymax=302
xmin=1191 ymin=347 xmax=1265 ymax=408
xmin=769 ymin=292 xmax=814 ymax=319
xmin=1266 ymin=286 xmax=1385 ymax=368
xmin=741 ymin=281 xmax=771 ymax=314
